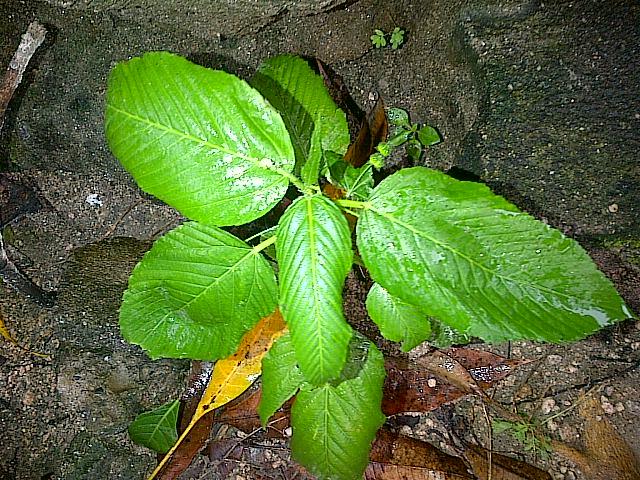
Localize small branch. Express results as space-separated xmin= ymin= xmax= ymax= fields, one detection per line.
xmin=0 ymin=21 xmax=47 ymax=130
xmin=0 ymin=21 xmax=51 ymax=306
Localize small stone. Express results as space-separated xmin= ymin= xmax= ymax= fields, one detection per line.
xmin=547 ymin=354 xmax=563 ymax=365
xmin=427 ymin=378 xmax=437 ymax=388
xmin=541 ymin=397 xmax=557 ymax=414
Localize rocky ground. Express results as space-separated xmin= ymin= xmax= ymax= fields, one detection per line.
xmin=0 ymin=0 xmax=638 ymax=479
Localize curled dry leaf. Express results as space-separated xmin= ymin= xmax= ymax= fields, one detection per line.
xmin=344 ymin=95 xmax=389 ymax=168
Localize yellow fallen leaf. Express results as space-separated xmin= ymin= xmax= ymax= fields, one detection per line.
xmin=0 ymin=311 xmax=50 ymax=359
xmin=148 ymin=308 xmax=287 ymax=480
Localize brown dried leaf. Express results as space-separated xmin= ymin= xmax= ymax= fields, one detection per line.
xmin=553 ymin=395 xmax=640 ymax=480
xmin=370 ymin=428 xmax=472 ymax=477
xmin=463 ymin=442 xmax=552 ymax=480
xmin=344 ymin=95 xmax=388 ymax=167
xmin=383 ymin=348 xmax=524 ymax=415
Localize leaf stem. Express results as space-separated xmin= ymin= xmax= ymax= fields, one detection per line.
xmin=335 ymin=199 xmax=368 ymax=210
xmin=245 ymin=226 xmax=278 ymax=244
xmin=252 ymin=233 xmax=277 ymax=254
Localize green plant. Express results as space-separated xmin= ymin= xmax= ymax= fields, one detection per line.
xmin=370 ymin=28 xmax=387 ymax=48
xmin=105 ymin=52 xmax=632 ymax=479
xmin=371 ymin=27 xmax=405 ymax=49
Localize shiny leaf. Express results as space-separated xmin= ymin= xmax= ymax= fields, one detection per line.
xmin=291 ymin=336 xmax=386 ymax=480
xmin=251 ymin=54 xmax=349 ymax=186
xmin=120 ymin=222 xmax=277 ymax=360
xmin=277 ymin=195 xmax=353 ymax=385
xmin=366 ymin=282 xmax=431 ymax=351
xmin=105 ymin=51 xmax=295 ymax=226
xmin=357 ymin=167 xmax=632 ymax=342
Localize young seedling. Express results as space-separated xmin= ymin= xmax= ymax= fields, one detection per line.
xmin=105 ymin=52 xmax=633 ymax=480
xmin=371 ymin=27 xmax=405 ymax=49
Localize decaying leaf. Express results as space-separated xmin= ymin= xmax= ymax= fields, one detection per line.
xmin=344 ymin=96 xmax=388 ymax=168
xmin=463 ymin=442 xmax=552 ymax=480
xmin=383 ymin=348 xmax=524 ymax=415
xmin=156 ymin=362 xmax=216 ymax=480
xmin=149 ymin=309 xmax=287 ymax=480
xmin=553 ymin=395 xmax=640 ymax=480
xmin=369 ymin=427 xmax=472 ymax=478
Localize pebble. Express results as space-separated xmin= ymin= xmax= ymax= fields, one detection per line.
xmin=541 ymin=397 xmax=557 ymax=414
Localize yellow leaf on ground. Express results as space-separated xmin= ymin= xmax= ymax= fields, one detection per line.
xmin=148 ymin=308 xmax=287 ymax=480
xmin=0 ymin=311 xmax=50 ymax=359
xmin=197 ymin=308 xmax=287 ymax=413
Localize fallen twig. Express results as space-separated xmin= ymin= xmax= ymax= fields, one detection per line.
xmin=0 ymin=20 xmax=47 ymax=130
xmin=0 ymin=21 xmax=52 ymax=306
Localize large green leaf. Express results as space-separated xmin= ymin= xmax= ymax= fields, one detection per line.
xmin=128 ymin=399 xmax=179 ymax=454
xmin=366 ymin=282 xmax=431 ymax=351
xmin=291 ymin=335 xmax=386 ymax=480
xmin=276 ymin=195 xmax=353 ymax=385
xmin=251 ymin=55 xmax=349 ymax=186
xmin=357 ymin=167 xmax=633 ymax=342
xmin=258 ymin=332 xmax=303 ymax=426
xmin=105 ymin=51 xmax=295 ymax=226
xmin=120 ymin=222 xmax=278 ymax=360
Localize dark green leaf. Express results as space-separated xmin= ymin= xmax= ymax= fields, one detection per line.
xmin=357 ymin=167 xmax=632 ymax=342
xmin=120 ymin=222 xmax=278 ymax=360
xmin=366 ymin=282 xmax=431 ymax=351
xmin=277 ymin=195 xmax=353 ymax=385
xmin=406 ymin=138 xmax=422 ymax=162
xmin=291 ymin=336 xmax=386 ymax=480
xmin=251 ymin=55 xmax=349 ymax=186
xmin=105 ymin=52 xmax=294 ymax=226
xmin=128 ymin=399 xmax=179 ymax=453
xmin=258 ymin=333 xmax=303 ymax=425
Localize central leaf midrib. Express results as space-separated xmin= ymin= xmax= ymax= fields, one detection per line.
xmin=107 ymin=104 xmax=284 ymax=175
xmin=366 ymin=203 xmax=575 ymax=303
xmin=306 ymin=197 xmax=327 ymax=381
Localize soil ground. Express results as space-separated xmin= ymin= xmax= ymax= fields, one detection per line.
xmin=0 ymin=0 xmax=639 ymax=479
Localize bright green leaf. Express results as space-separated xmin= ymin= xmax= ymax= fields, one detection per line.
xmin=357 ymin=167 xmax=632 ymax=342
xmin=258 ymin=332 xmax=304 ymax=426
xmin=366 ymin=282 xmax=431 ymax=351
xmin=291 ymin=335 xmax=386 ymax=480
xmin=128 ymin=399 xmax=179 ymax=453
xmin=105 ymin=52 xmax=295 ymax=226
xmin=251 ymin=55 xmax=349 ymax=186
xmin=418 ymin=125 xmax=441 ymax=146
xmin=277 ymin=195 xmax=353 ymax=385
xmin=120 ymin=222 xmax=278 ymax=360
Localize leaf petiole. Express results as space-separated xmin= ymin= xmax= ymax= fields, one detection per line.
xmin=251 ymin=232 xmax=278 ymax=254
xmin=335 ymin=199 xmax=368 ymax=210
